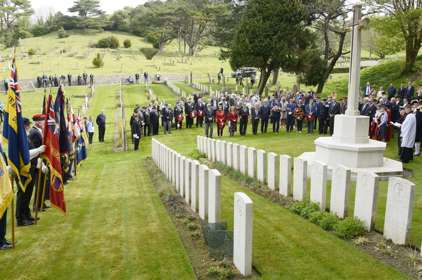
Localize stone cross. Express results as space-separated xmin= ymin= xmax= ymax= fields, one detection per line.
xmin=346 ymin=4 xmax=363 ymax=116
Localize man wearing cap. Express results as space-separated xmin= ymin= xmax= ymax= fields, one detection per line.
xmin=16 ymin=116 xmax=46 ymax=226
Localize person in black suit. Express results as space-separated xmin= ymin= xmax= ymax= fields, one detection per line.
xmin=96 ymin=111 xmax=106 ymax=142
xmin=328 ymin=97 xmax=341 ymax=135
xmin=387 ymin=83 xmax=397 ymax=99
xmin=259 ymin=101 xmax=270 ymax=133
xmin=406 ymin=81 xmax=415 ymax=102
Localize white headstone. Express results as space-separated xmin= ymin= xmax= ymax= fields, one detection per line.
xmin=208 ymin=169 xmax=221 ymax=224
xmin=279 ymin=155 xmax=292 ymax=196
xmin=293 ymin=158 xmax=307 ymax=201
xmin=267 ymin=152 xmax=276 ymax=190
xmin=330 ymin=165 xmax=351 ymax=218
xmin=226 ymin=142 xmax=233 ymax=168
xmin=175 ymin=154 xmax=180 ymax=191
xmin=233 ymin=192 xmax=253 ymax=276
xmin=220 ymin=141 xmax=227 ymax=164
xmin=233 ymin=143 xmax=240 ymax=171
xmin=185 ymin=159 xmax=191 ymax=204
xmin=216 ymin=140 xmax=222 ymax=162
xmin=198 ymin=165 xmax=209 ymax=220
xmin=310 ymin=161 xmax=328 ymax=210
xmin=239 ymin=145 xmax=248 ymax=175
xmin=207 ymin=138 xmax=212 ymax=160
xmin=256 ymin=150 xmax=266 ymax=183
xmin=191 ymin=160 xmax=200 ymax=212
xmin=354 ymin=172 xmax=379 ymax=231
xmin=197 ymin=136 xmax=202 ymax=152
xmin=247 ymin=147 xmax=256 ymax=178
xmin=180 ymin=156 xmax=185 ymax=197
xmin=383 ymin=177 xmax=415 ymax=245
xmin=211 ymin=139 xmax=217 ymax=162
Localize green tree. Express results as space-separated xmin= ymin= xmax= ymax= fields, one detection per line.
xmin=227 ymin=0 xmax=313 ymax=95
xmin=369 ymin=0 xmax=422 ymax=73
xmin=0 ymin=0 xmax=32 ymax=31
xmin=68 ymin=0 xmax=103 ymax=17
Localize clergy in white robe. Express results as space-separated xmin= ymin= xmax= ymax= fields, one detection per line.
xmin=400 ymin=107 xmax=416 ymax=163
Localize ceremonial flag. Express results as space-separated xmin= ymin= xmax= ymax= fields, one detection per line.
xmin=2 ymin=58 xmax=31 ymax=191
xmin=0 ymin=142 xmax=12 ymax=218
xmin=54 ymin=85 xmax=70 ymax=155
xmin=43 ymin=93 xmax=66 ymax=213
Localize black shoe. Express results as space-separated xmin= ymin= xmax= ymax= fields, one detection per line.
xmin=0 ymin=243 xmax=12 ymax=250
xmin=17 ymin=219 xmax=34 ymax=227
xmin=27 ymin=216 xmax=40 ymax=222
xmin=3 ymin=240 xmax=12 ymax=246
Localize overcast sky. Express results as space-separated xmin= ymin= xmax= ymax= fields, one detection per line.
xmin=30 ymin=0 xmax=148 ymax=18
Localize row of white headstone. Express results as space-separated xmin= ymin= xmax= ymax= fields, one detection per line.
xmin=166 ymin=81 xmax=187 ymax=98
xmin=151 ymin=138 xmax=254 ymax=276
xmin=197 ymin=135 xmax=416 ymax=245
xmin=152 ymin=138 xmax=221 ymax=224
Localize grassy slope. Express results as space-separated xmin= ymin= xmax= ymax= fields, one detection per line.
xmin=0 ymin=84 xmax=195 ymax=279
xmin=156 ymin=127 xmax=404 ymax=279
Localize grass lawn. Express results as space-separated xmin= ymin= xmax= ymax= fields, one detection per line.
xmin=156 ymin=127 xmax=405 ymax=279
xmin=0 ymin=84 xmax=195 ymax=279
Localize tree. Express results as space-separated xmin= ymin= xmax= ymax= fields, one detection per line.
xmin=68 ymin=0 xmax=103 ymax=17
xmin=369 ymin=0 xmax=422 ymax=73
xmin=0 ymin=0 xmax=32 ymax=31
xmin=227 ymin=0 xmax=313 ymax=96
xmin=311 ymin=0 xmax=351 ymax=94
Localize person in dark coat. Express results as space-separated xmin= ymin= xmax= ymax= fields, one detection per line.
xmin=286 ymin=99 xmax=296 ymax=132
xmin=131 ymin=114 xmax=142 ymax=151
xmin=328 ymin=97 xmax=341 ymax=135
xmin=251 ymin=104 xmax=260 ymax=135
xmin=387 ymin=83 xmax=397 ymax=99
xmin=405 ymin=82 xmax=415 ymax=103
xmin=161 ymin=104 xmax=172 ymax=134
xmin=150 ymin=107 xmax=159 ymax=135
xmin=204 ymin=103 xmax=214 ymax=138
xmin=96 ymin=111 xmax=106 ymax=142
xmin=259 ymin=101 xmax=270 ymax=133
xmin=195 ymin=99 xmax=205 ymax=127
xmin=239 ymin=104 xmax=249 ymax=136
xmin=414 ymin=102 xmax=422 ymax=156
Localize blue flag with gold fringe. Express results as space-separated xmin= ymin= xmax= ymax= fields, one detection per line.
xmin=2 ymin=58 xmax=31 ymax=192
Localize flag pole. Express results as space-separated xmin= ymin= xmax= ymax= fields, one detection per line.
xmin=33 ymin=167 xmax=42 ymax=224
xmin=39 ymin=168 xmax=47 ymax=213
xmin=10 ymin=179 xmax=15 ymax=249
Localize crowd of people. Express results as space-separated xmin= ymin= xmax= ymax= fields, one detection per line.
xmin=35 ymin=73 xmax=95 ymax=88
xmin=128 ymin=81 xmax=422 ymax=164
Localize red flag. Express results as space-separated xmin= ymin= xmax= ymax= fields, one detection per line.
xmin=43 ymin=94 xmax=66 ymax=213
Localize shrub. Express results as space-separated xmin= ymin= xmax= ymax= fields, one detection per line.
xmin=319 ymin=213 xmax=338 ymax=231
xmin=309 ymin=211 xmax=324 ymax=225
xmin=92 ymin=53 xmax=104 ymax=68
xmin=57 ymin=27 xmax=69 ymax=39
xmin=123 ymin=39 xmax=131 ymax=48
xmin=299 ymin=203 xmax=320 ymax=219
xmin=28 ymin=48 xmax=36 ymax=56
xmin=140 ymin=47 xmax=159 ymax=60
xmin=288 ymin=202 xmax=307 ymax=215
xmin=334 ymin=217 xmax=365 ymax=240
xmin=96 ymin=36 xmax=120 ymax=49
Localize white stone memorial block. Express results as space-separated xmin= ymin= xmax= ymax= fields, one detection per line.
xmin=354 ymin=172 xmax=379 ymax=231
xmin=191 ymin=160 xmax=200 ymax=212
xmin=171 ymin=152 xmax=176 ymax=186
xmin=293 ymin=158 xmax=307 ymax=201
xmin=256 ymin=150 xmax=266 ymax=183
xmin=239 ymin=145 xmax=248 ymax=175
xmin=216 ymin=140 xmax=221 ymax=162
xmin=220 ymin=141 xmax=227 ymax=164
xmin=330 ymin=165 xmax=351 ymax=218
xmin=279 ymin=155 xmax=292 ymax=196
xmin=233 ymin=144 xmax=240 ymax=171
xmin=247 ymin=147 xmax=256 ymax=178
xmin=211 ymin=139 xmax=217 ymax=162
xmin=207 ymin=138 xmax=212 ymax=160
xmin=310 ymin=161 xmax=328 ymax=210
xmin=233 ymin=192 xmax=253 ymax=276
xmin=198 ymin=165 xmax=209 ymax=220
xmin=184 ymin=159 xmax=191 ymax=204
xmin=197 ymin=136 xmax=201 ymax=152
xmin=180 ymin=157 xmax=185 ymax=197
xmin=226 ymin=142 xmax=233 ymax=168
xmin=208 ymin=169 xmax=221 ymax=224
xmin=267 ymin=152 xmax=276 ymax=190
xmin=383 ymin=177 xmax=415 ymax=245
xmin=175 ymin=154 xmax=180 ymax=191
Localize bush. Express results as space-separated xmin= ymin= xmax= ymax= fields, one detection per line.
xmin=289 ymin=202 xmax=307 ymax=215
xmin=299 ymin=203 xmax=320 ymax=219
xmin=123 ymin=39 xmax=131 ymax=48
xmin=96 ymin=36 xmax=120 ymax=49
xmin=309 ymin=211 xmax=324 ymax=225
xmin=319 ymin=213 xmax=338 ymax=231
xmin=334 ymin=217 xmax=365 ymax=240
xmin=28 ymin=48 xmax=36 ymax=56
xmin=92 ymin=53 xmax=104 ymax=68
xmin=140 ymin=48 xmax=159 ymax=60
xmin=57 ymin=27 xmax=69 ymax=39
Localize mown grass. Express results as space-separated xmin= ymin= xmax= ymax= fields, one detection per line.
xmin=157 ymin=127 xmax=405 ymax=279
xmin=0 ymin=84 xmax=195 ymax=279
